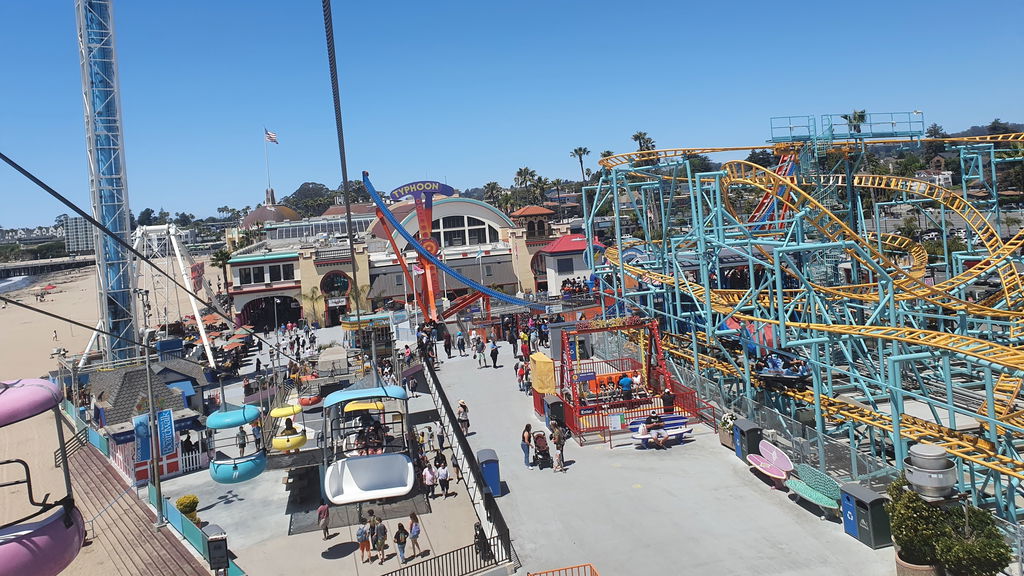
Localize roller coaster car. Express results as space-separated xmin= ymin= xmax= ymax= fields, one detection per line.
xmin=719 ymin=337 xmax=742 ymax=352
xmin=758 ymin=372 xmax=810 ymax=392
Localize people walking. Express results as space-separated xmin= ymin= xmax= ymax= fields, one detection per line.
xmin=394 ymin=523 xmax=410 ymax=564
xmin=522 ymin=424 xmax=533 ymax=469
xmin=475 ymin=339 xmax=487 ymax=368
xmin=422 ymin=463 xmax=437 ymax=499
xmin=456 ymin=331 xmax=466 ymax=356
xmin=457 ymin=400 xmax=470 ymax=435
xmin=236 ymin=426 xmax=247 ymax=457
xmin=489 ymin=340 xmax=499 ymax=369
xmin=443 ymin=332 xmax=452 ymax=359
xmin=316 ymin=500 xmax=331 ymax=540
xmin=251 ymin=421 xmax=263 ymax=451
xmin=356 ymin=518 xmax=372 ymax=563
xmin=551 ymin=420 xmax=566 ymax=473
xmin=408 ymin=512 xmax=422 ymax=558
xmin=374 ymin=519 xmax=389 ymax=565
xmin=438 ymin=464 xmax=451 ymax=497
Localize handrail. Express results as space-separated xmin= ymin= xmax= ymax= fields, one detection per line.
xmin=55 ymin=427 xmax=89 ymax=468
xmin=528 ymin=564 xmax=602 ymax=576
xmin=380 ymin=535 xmax=514 ymax=576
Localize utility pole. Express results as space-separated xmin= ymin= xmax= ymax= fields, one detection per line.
xmin=136 ymin=289 xmax=165 ymax=527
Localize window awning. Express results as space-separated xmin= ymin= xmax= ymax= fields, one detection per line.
xmin=168 ymin=380 xmax=196 ymax=397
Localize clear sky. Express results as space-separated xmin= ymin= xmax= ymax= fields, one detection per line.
xmin=2 ymin=1 xmax=1022 ymax=228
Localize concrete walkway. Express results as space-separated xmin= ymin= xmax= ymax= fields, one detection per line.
xmin=432 ymin=343 xmax=896 ymax=575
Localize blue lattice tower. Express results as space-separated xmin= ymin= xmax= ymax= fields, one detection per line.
xmin=76 ymin=0 xmax=136 ymax=359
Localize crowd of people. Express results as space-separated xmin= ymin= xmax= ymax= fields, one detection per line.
xmin=560 ymin=276 xmax=590 ymax=296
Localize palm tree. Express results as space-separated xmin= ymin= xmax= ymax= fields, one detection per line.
xmin=840 ymin=110 xmax=867 ymax=134
xmin=632 ymin=131 xmax=655 ymax=151
xmin=532 ymin=176 xmax=551 ymax=206
xmin=482 ymin=182 xmax=503 ymax=206
xmin=570 ymin=147 xmax=590 ymax=183
xmin=514 ymin=167 xmax=537 ymax=190
xmin=551 ymin=178 xmax=568 ymax=221
xmin=210 ymin=249 xmax=231 ymax=289
xmin=600 ymin=150 xmax=614 ymax=158
xmin=302 ymin=287 xmax=325 ymax=325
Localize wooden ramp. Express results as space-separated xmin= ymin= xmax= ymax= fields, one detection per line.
xmin=67 ymin=443 xmax=209 ymax=575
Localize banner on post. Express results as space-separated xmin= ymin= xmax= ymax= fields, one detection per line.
xmin=158 ymin=409 xmax=175 ymax=457
xmin=133 ymin=414 xmax=151 ymax=462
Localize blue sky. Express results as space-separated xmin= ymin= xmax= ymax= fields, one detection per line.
xmin=2 ymin=1 xmax=1022 ymax=228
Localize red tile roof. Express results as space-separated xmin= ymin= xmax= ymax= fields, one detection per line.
xmin=509 ymin=205 xmax=555 ymax=217
xmin=540 ymin=234 xmax=590 ymax=254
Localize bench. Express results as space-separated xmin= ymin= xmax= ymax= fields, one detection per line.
xmin=784 ymin=463 xmax=841 ymax=519
xmin=628 ymin=415 xmax=692 ymax=449
xmin=746 ymin=439 xmax=794 ymax=489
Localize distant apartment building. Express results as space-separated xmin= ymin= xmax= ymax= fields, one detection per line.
xmin=61 ymin=215 xmax=95 ymax=254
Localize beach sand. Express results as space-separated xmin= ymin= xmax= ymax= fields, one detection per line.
xmin=1 ymin=258 xmax=224 ymax=575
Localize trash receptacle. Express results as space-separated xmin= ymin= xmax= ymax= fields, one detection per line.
xmin=840 ymin=483 xmax=892 ymax=549
xmin=477 ymin=449 xmax=501 ymax=497
xmin=733 ymin=419 xmax=762 ymax=461
xmin=543 ymin=394 xmax=564 ymax=429
xmin=202 ymin=523 xmax=229 ymax=571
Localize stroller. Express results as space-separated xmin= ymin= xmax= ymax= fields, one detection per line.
xmin=533 ymin=431 xmax=552 ymax=469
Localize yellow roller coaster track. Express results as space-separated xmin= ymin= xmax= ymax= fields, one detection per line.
xmin=639 ymin=329 xmax=1024 ymax=481
xmin=596 ymin=132 xmax=1024 ymax=169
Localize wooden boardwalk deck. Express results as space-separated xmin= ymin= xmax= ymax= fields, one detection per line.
xmin=66 ymin=443 xmax=209 ymax=576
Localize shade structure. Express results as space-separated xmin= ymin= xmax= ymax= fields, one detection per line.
xmin=223 ymin=341 xmax=245 ymax=351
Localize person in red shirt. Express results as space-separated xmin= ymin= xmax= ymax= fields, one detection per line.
xmin=317 ymin=500 xmax=331 ymax=540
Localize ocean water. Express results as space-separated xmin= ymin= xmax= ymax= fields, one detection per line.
xmin=0 ymin=276 xmax=30 ymax=294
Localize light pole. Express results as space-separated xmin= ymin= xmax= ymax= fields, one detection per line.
xmin=136 ymin=289 xmax=166 ymax=528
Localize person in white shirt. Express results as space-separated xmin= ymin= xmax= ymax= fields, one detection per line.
xmin=437 ymin=464 xmax=452 ymax=498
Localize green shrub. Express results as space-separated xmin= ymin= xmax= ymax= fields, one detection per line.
xmin=885 ymin=475 xmax=951 ymax=565
xmin=936 ymin=506 xmax=1012 ymax=576
xmin=175 ymin=494 xmax=200 ymax=525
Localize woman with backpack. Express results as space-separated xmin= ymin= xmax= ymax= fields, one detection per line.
xmin=356 ymin=518 xmax=372 ymax=563
xmin=394 ymin=523 xmax=410 ymax=564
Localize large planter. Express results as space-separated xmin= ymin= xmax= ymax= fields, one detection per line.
xmin=895 ymin=551 xmax=943 ymax=576
xmin=719 ymin=427 xmax=734 ymax=448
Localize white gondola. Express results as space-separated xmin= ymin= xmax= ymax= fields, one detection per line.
xmin=322 ymin=386 xmax=413 ymax=505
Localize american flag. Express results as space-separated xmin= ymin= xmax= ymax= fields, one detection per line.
xmin=264 ymin=129 xmax=278 ymax=144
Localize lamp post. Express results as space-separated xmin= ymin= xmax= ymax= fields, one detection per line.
xmin=136 ymin=288 xmax=165 ymax=528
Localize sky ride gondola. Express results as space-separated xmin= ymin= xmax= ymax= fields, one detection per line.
xmin=0 ymin=379 xmax=86 ymax=576
xmin=206 ymin=382 xmax=266 ymax=484
xmin=321 ymin=386 xmax=414 ymax=505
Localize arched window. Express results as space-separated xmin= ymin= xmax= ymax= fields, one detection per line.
xmin=420 ymin=214 xmax=501 ymax=249
xmin=320 ymin=271 xmax=351 ymax=298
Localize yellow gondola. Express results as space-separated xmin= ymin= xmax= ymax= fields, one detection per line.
xmin=269 ymin=404 xmax=302 ymax=418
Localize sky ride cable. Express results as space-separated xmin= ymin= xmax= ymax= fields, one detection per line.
xmin=0 ymin=150 xmax=306 ymax=367
xmin=362 ymin=171 xmax=546 ymax=312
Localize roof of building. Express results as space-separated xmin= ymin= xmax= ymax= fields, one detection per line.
xmin=88 ymin=365 xmax=188 ymax=427
xmin=241 ymin=204 xmax=301 ymax=228
xmin=228 ymin=251 xmax=299 ymax=264
xmin=509 ymin=205 xmax=556 ymax=217
xmin=321 ymin=202 xmax=378 ymax=217
xmin=540 ymin=234 xmax=590 ymax=254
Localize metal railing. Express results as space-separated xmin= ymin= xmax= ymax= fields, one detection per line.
xmin=528 ymin=564 xmax=601 ymax=576
xmin=54 ymin=427 xmax=88 ymax=468
xmin=421 ymin=360 xmax=518 ymax=568
xmin=381 ymin=535 xmax=512 ymax=576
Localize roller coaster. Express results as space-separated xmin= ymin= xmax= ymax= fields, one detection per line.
xmin=359 ymin=112 xmax=1024 ymax=522
xmin=586 ymin=112 xmax=1024 ymax=521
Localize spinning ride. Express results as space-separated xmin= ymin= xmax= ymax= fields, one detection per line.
xmin=207 ymin=401 xmax=266 ymax=484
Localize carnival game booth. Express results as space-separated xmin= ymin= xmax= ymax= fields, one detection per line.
xmin=540 ymin=316 xmax=715 ymax=445
xmin=0 ymin=379 xmax=86 ymax=576
xmin=322 ymin=386 xmax=414 ymax=505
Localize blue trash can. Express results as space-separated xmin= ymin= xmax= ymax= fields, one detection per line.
xmin=477 ymin=449 xmax=501 ymax=497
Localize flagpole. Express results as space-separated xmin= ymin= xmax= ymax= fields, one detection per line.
xmin=263 ymin=130 xmax=273 ymax=192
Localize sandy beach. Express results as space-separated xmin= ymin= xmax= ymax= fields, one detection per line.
xmin=1 ymin=258 xmax=224 ymax=575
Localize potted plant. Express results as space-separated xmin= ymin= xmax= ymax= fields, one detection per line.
xmin=936 ymin=505 xmax=1012 ymax=576
xmin=718 ymin=412 xmax=737 ymax=448
xmin=885 ymin=476 xmax=949 ymax=576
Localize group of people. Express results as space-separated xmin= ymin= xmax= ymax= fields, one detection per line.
xmin=560 ymin=276 xmax=590 ymax=296
xmin=755 ymin=353 xmax=810 ymax=377
xmin=520 ymin=420 xmax=567 ymax=472
xmin=319 ymin=506 xmax=422 ymax=566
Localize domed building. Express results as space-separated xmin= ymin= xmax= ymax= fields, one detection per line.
xmin=241 ymin=188 xmax=300 ymax=229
